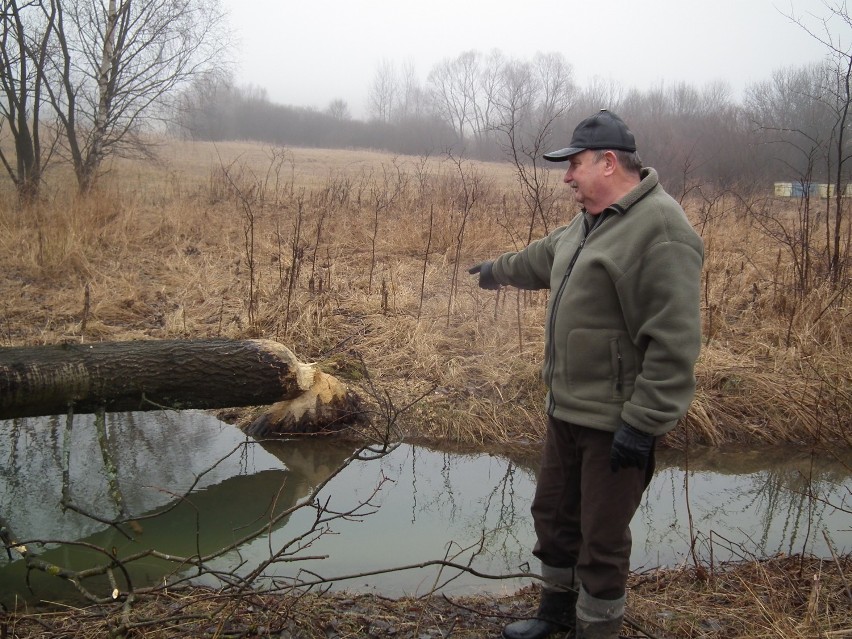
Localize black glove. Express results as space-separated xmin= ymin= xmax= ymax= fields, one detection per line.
xmin=610 ymin=422 xmax=655 ymax=472
xmin=468 ymin=261 xmax=500 ymax=290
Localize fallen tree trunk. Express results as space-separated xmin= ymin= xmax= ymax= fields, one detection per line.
xmin=0 ymin=339 xmax=361 ymax=432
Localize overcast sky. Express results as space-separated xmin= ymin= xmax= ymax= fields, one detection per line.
xmin=221 ymin=0 xmax=843 ymax=118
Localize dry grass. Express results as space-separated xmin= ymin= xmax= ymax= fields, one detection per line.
xmin=1 ymin=553 xmax=849 ymax=638
xmin=0 ymin=139 xmax=850 ymax=452
xmin=628 ymin=554 xmax=852 ymax=638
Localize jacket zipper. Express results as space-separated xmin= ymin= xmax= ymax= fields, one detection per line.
xmin=546 ymin=210 xmax=610 ymax=414
xmin=616 ymin=345 xmax=624 ymax=394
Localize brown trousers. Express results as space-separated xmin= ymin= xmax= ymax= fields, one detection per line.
xmin=531 ymin=416 xmax=655 ymax=600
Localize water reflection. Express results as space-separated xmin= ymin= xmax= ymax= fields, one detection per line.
xmin=0 ymin=411 xmax=357 ymax=604
xmin=639 ymin=447 xmax=852 ymax=568
xmin=0 ymin=412 xmax=849 ymax=605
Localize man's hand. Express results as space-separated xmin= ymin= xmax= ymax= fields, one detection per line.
xmin=468 ymin=261 xmax=500 ymax=290
xmin=610 ymin=422 xmax=655 ymax=472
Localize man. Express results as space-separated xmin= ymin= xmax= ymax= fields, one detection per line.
xmin=469 ymin=110 xmax=703 ymax=639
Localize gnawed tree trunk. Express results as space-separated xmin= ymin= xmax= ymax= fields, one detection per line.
xmin=0 ymin=339 xmax=364 ymax=435
xmin=244 ymin=369 xmax=367 ymax=437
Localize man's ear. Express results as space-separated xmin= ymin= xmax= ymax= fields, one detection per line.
xmin=602 ymin=150 xmax=618 ymax=176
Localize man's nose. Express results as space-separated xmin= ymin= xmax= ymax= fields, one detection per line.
xmin=563 ymin=169 xmax=572 ymax=183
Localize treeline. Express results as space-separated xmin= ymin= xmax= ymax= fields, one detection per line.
xmin=174 ymin=42 xmax=852 ymax=198
xmin=172 ymin=82 xmax=459 ymax=157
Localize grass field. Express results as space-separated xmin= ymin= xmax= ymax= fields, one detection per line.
xmin=0 ymin=139 xmax=849 ymax=455
xmin=1 ymin=138 xmax=850 ymax=638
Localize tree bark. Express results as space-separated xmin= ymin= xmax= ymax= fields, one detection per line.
xmin=0 ymin=339 xmax=331 ymax=420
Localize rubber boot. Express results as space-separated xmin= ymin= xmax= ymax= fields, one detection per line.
xmin=574 ymin=586 xmax=625 ymax=639
xmin=502 ymin=588 xmax=578 ymax=639
xmin=575 ymin=617 xmax=624 ymax=639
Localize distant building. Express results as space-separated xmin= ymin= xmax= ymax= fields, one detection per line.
xmin=774 ymin=182 xmax=792 ymax=197
xmin=773 ymin=182 xmax=845 ymax=198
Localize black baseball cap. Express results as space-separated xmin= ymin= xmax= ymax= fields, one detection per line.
xmin=543 ymin=109 xmax=636 ymax=162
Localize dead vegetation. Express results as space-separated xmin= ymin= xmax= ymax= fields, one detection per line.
xmin=1 ymin=554 xmax=850 ymax=638
xmin=0 ymin=140 xmax=850 ymax=637
xmin=0 ymin=140 xmax=848 ymax=451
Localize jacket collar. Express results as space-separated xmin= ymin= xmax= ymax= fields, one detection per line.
xmin=606 ymin=167 xmax=658 ymax=216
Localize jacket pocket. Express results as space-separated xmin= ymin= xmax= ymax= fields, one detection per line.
xmin=562 ymin=329 xmax=632 ymax=404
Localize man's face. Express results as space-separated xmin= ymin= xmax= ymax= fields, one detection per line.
xmin=563 ymin=150 xmax=607 ymax=214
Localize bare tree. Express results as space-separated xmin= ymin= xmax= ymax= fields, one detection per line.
xmin=326 ymin=98 xmax=351 ymax=121
xmin=445 ymin=151 xmax=484 ymax=324
xmin=367 ymin=58 xmax=398 ymax=123
xmin=427 ymin=50 xmax=482 ymax=146
xmin=747 ymin=65 xmax=825 ymax=291
xmin=394 ymin=59 xmax=422 ymax=120
xmin=367 ymin=58 xmax=429 ymax=124
xmin=35 ymin=0 xmax=229 ymax=192
xmin=466 ymin=49 xmax=505 ymax=155
xmin=0 ymin=0 xmax=59 ymax=201
xmin=822 ymin=58 xmax=852 ymax=286
xmin=618 ymin=80 xmax=749 ymax=199
xmin=785 ymin=2 xmax=852 ymax=287
xmin=366 ymin=160 xmax=407 ymax=294
xmin=171 ymin=71 xmax=239 ymax=140
xmin=578 ymin=76 xmax=625 ymax=114
xmin=747 ymin=61 xmax=849 ymax=291
xmin=490 ymin=52 xmax=576 ymax=240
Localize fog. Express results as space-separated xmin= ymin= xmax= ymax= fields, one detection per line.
xmin=220 ymin=0 xmax=833 ymax=117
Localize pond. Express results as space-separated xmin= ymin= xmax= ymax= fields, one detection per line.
xmin=0 ymin=410 xmax=849 ymax=606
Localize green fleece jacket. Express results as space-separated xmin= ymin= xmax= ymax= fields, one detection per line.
xmin=491 ymin=167 xmax=703 ymax=437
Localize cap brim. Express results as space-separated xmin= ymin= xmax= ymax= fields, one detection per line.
xmin=543 ymin=146 xmax=585 ymax=162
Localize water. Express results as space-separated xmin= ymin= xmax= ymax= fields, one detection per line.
xmin=0 ymin=411 xmax=849 ymax=605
